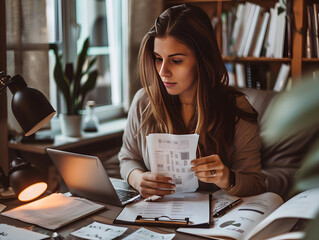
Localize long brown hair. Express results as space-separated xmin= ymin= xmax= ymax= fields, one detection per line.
xmin=138 ymin=4 xmax=257 ymax=165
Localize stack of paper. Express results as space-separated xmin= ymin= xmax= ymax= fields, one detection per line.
xmin=1 ymin=193 xmax=105 ymax=230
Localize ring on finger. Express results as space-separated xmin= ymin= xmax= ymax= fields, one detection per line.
xmin=210 ymin=170 xmax=216 ymax=178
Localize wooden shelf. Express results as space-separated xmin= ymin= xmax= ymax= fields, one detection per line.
xmin=167 ymin=0 xmax=232 ymax=3
xmin=165 ymin=0 xmax=316 ymax=84
xmin=223 ymin=57 xmax=291 ymax=63
xmin=302 ymin=58 xmax=319 ymax=62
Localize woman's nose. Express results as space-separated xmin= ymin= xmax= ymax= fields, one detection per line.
xmin=159 ymin=61 xmax=171 ymax=77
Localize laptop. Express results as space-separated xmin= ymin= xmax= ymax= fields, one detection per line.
xmin=47 ymin=148 xmax=140 ymax=206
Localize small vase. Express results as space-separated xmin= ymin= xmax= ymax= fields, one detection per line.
xmin=60 ymin=114 xmax=83 ymax=137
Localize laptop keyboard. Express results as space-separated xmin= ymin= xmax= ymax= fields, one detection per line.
xmin=116 ymin=189 xmax=139 ymax=203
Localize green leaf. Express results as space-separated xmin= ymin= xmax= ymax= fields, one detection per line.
xmin=53 ymin=48 xmax=71 ymax=113
xmin=294 ymin=139 xmax=319 ymax=192
xmin=263 ymin=78 xmax=319 ymax=144
xmin=73 ymin=37 xmax=90 ymax=104
xmin=82 ymin=57 xmax=97 ymax=76
xmin=304 ymin=212 xmax=319 ymax=240
xmin=79 ymin=70 xmax=98 ymax=109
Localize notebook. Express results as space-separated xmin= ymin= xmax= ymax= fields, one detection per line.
xmin=47 ymin=148 xmax=140 ymax=206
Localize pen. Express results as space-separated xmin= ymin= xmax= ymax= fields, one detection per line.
xmin=213 ymin=198 xmax=243 ymax=218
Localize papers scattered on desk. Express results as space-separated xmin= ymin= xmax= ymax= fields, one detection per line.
xmin=123 ymin=227 xmax=175 ymax=240
xmin=1 ymin=193 xmax=105 ymax=230
xmin=0 ymin=224 xmax=49 ymax=240
xmin=71 ymin=221 xmax=127 ymax=240
xmin=0 ymin=203 xmax=6 ymax=212
xmin=146 ymin=133 xmax=199 ymax=192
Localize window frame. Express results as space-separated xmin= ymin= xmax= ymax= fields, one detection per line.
xmin=48 ymin=0 xmax=127 ymax=131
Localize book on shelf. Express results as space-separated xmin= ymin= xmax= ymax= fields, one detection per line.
xmin=273 ymin=63 xmax=290 ymax=92
xmin=227 ymin=9 xmax=235 ymax=55
xmin=250 ymin=10 xmax=270 ymax=57
xmin=237 ymin=3 xmax=257 ymax=56
xmin=312 ymin=3 xmax=319 ymax=58
xmin=285 ymin=0 xmax=293 ymax=58
xmin=230 ymin=3 xmax=245 ymax=56
xmin=274 ymin=3 xmax=286 ymax=58
xmin=245 ymin=63 xmax=253 ymax=88
xmin=233 ymin=2 xmax=252 ymax=56
xmin=242 ymin=5 xmax=262 ymax=57
xmin=225 ymin=63 xmax=236 ymax=86
xmin=265 ymin=3 xmax=279 ymax=58
xmin=309 ymin=3 xmax=319 ymax=58
xmin=177 ymin=188 xmax=319 ymax=240
xmin=306 ymin=4 xmax=319 ymax=58
xmin=221 ymin=12 xmax=229 ymax=56
xmin=235 ymin=63 xmax=246 ymax=88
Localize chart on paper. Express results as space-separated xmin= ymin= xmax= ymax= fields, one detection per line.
xmin=146 ymin=133 xmax=199 ymax=192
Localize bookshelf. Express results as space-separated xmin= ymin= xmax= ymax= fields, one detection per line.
xmin=164 ymin=0 xmax=319 ymax=90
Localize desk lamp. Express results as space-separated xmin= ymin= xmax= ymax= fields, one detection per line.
xmin=0 ymin=71 xmax=56 ymax=201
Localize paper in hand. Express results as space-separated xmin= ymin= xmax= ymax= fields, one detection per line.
xmin=146 ymin=133 xmax=199 ymax=192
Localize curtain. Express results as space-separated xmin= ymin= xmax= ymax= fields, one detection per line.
xmin=124 ymin=0 xmax=163 ymax=110
xmin=6 ymin=0 xmax=50 ymax=133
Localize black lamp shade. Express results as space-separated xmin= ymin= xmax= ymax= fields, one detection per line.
xmin=9 ymin=158 xmax=47 ymax=202
xmin=9 ymin=75 xmax=56 ymax=136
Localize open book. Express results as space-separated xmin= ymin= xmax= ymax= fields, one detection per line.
xmin=178 ymin=188 xmax=319 ymax=240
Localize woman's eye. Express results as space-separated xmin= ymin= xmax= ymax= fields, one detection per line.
xmin=155 ymin=57 xmax=163 ymax=62
xmin=172 ymin=59 xmax=182 ymax=64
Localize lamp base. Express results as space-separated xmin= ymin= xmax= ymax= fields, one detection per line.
xmin=0 ymin=187 xmax=16 ymax=199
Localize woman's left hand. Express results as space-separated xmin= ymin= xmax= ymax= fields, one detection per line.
xmin=191 ymin=154 xmax=230 ymax=189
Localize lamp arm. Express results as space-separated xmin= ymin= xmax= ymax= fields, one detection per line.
xmin=0 ymin=71 xmax=11 ymax=93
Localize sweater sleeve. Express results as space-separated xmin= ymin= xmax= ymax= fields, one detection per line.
xmin=118 ymin=89 xmax=148 ymax=181
xmin=225 ymin=96 xmax=266 ymax=196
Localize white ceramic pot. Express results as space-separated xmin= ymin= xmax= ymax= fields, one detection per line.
xmin=60 ymin=114 xmax=83 ymax=137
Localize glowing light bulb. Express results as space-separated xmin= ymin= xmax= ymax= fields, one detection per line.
xmin=18 ymin=182 xmax=47 ymax=202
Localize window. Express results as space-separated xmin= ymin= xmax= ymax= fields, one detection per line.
xmin=6 ymin=0 xmax=127 ymax=134
xmin=47 ymin=0 xmax=126 ymax=125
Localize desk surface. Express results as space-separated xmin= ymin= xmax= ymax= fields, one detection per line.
xmin=0 ymin=196 xmax=208 ymax=240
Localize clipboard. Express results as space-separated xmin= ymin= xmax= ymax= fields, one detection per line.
xmin=113 ymin=192 xmax=211 ymax=227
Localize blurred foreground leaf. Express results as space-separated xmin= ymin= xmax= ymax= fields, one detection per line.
xmin=262 ymin=76 xmax=319 ymax=240
xmin=263 ymin=79 xmax=319 ymax=144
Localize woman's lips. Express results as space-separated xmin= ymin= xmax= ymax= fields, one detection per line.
xmin=163 ymin=81 xmax=176 ymax=88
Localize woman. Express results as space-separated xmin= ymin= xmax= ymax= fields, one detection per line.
xmin=119 ymin=4 xmax=266 ymax=198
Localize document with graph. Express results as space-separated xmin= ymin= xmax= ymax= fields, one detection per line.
xmin=178 ymin=188 xmax=319 ymax=240
xmin=146 ymin=133 xmax=199 ymax=192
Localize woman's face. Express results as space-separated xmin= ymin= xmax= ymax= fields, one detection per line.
xmin=154 ymin=36 xmax=197 ymax=103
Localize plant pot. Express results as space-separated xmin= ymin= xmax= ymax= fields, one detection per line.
xmin=60 ymin=114 xmax=83 ymax=137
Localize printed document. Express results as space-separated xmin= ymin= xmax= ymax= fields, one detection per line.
xmin=123 ymin=227 xmax=175 ymax=240
xmin=0 ymin=224 xmax=49 ymax=240
xmin=71 ymin=221 xmax=127 ymax=240
xmin=146 ymin=133 xmax=199 ymax=192
xmin=1 ymin=193 xmax=105 ymax=230
xmin=115 ymin=192 xmax=210 ymax=227
xmin=178 ymin=188 xmax=319 ymax=240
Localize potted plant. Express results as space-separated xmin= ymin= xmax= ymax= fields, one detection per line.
xmin=52 ymin=38 xmax=98 ymax=137
xmin=263 ymin=75 xmax=319 ymax=239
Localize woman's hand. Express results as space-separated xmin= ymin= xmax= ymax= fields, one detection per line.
xmin=128 ymin=169 xmax=176 ymax=198
xmin=191 ymin=154 xmax=231 ymax=189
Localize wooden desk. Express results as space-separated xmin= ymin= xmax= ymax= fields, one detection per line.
xmin=0 ymin=196 xmax=208 ymax=240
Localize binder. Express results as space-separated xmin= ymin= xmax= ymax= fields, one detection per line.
xmin=114 ymin=192 xmax=211 ymax=227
